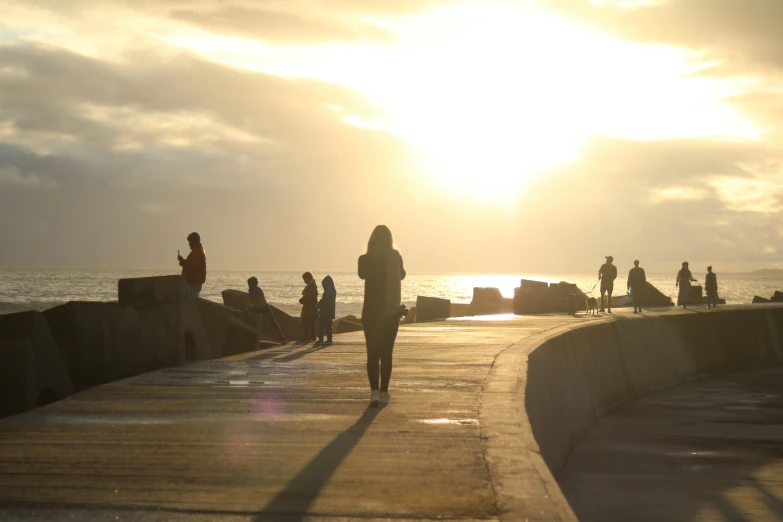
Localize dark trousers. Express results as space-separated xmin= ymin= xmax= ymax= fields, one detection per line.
xmin=631 ymin=287 xmax=644 ymax=311
xmin=363 ymin=315 xmax=399 ymax=392
xmin=319 ymin=318 xmax=333 ymax=342
xmin=302 ymin=320 xmax=317 ymax=342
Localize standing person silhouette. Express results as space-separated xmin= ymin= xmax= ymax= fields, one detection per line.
xmin=598 ymin=256 xmax=617 ymax=313
xmin=177 ymin=232 xmax=206 ymax=297
xmin=676 ymin=261 xmax=697 ymax=308
xmin=299 ymin=272 xmax=318 ymax=342
xmin=705 ymin=266 xmax=719 ymax=309
xmin=627 ymin=259 xmax=647 ymax=314
xmin=317 ymin=275 xmax=337 ymax=344
xmin=359 ymin=225 xmax=406 ymax=407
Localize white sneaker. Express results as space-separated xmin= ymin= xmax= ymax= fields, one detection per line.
xmin=380 ymin=392 xmax=391 ymax=405
xmin=370 ymin=390 xmax=381 ymax=406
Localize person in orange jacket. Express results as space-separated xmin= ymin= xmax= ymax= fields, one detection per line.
xmin=177 ymin=232 xmax=206 ymax=297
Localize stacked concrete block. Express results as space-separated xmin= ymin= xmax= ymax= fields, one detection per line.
xmin=0 ymin=311 xmax=74 ymax=419
xmin=470 ymin=287 xmax=513 ymax=315
xmin=333 ymin=316 xmax=363 ymax=334
xmin=43 ymin=276 xmax=215 ymax=393
xmin=416 ymin=296 xmax=451 ymax=323
xmin=193 ymin=298 xmax=260 ymax=357
xmin=686 ymin=285 xmax=704 ymax=305
xmin=220 ymin=289 xmax=303 ymax=342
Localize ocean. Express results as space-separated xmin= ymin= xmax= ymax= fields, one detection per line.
xmin=1 ymin=267 xmax=782 ymax=317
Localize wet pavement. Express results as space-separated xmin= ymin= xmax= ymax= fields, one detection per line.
xmin=560 ymin=366 xmax=783 ymax=522
xmin=0 ymin=314 xmax=592 ymax=521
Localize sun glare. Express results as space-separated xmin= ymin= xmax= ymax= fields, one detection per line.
xmin=153 ymin=1 xmax=758 ymax=206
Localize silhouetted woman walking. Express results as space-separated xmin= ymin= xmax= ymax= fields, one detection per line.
xmin=359 ymin=225 xmax=406 ymax=406
xmin=676 ymin=261 xmax=697 ymax=308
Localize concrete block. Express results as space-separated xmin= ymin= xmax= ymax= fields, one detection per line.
xmin=687 ymin=285 xmax=704 ymax=305
xmin=470 ymin=287 xmax=506 ymax=315
xmin=401 ymin=307 xmax=417 ymax=325
xmin=513 ymin=288 xmax=552 ymax=315
xmin=43 ymin=302 xmax=113 ymax=391
xmin=267 ymin=306 xmax=303 ymax=342
xmin=644 ymin=282 xmax=675 ymax=307
xmin=771 ymin=291 xmax=783 ymax=303
xmin=118 ymin=275 xmax=190 ymax=306
xmin=194 ymin=298 xmax=258 ymax=357
xmin=416 ymin=296 xmax=451 ymax=323
xmin=450 ymin=303 xmax=472 ymax=318
xmin=0 ymin=311 xmax=74 ymax=419
xmin=521 ymin=279 xmax=549 ymax=292
xmin=221 ymin=289 xmax=250 ymax=311
xmin=753 ymin=295 xmax=771 ymax=304
xmin=222 ymin=317 xmax=261 ymax=356
xmin=44 ymin=277 xmax=214 ymax=392
xmin=333 ymin=317 xmax=363 ymax=334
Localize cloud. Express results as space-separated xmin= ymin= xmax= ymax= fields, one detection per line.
xmin=169 ymin=5 xmax=395 ymax=43
xmin=547 ymin=0 xmax=783 ymax=73
xmin=0 ymin=163 xmax=57 ymax=189
xmin=508 ymin=136 xmax=783 ymax=271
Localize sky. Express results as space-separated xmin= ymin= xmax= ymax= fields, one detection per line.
xmin=1 ymin=0 xmax=782 ymax=274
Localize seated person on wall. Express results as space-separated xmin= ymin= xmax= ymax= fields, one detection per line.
xmin=246 ymin=277 xmax=287 ymax=344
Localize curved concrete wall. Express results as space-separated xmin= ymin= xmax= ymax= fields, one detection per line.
xmin=524 ymin=308 xmax=783 ymax=479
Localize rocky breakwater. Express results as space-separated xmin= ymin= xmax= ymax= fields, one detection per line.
xmin=0 ymin=275 xmax=265 ymax=420
xmin=221 ymin=289 xmax=364 ymax=339
xmin=43 ymin=275 xmax=218 ymax=393
xmin=0 ymin=311 xmax=74 ymax=419
xmin=753 ymin=290 xmax=783 ymax=304
xmin=513 ymin=279 xmax=674 ymax=314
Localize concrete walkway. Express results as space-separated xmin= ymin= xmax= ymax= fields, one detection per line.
xmin=560 ymin=366 xmax=783 ymax=522
xmin=0 ymin=313 xmax=596 ymax=521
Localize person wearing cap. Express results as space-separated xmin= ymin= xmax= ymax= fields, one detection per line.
xmin=598 ymin=256 xmax=618 ymax=313
xmin=705 ymin=266 xmax=719 ymax=309
xmin=627 ymin=259 xmax=647 ymax=314
xmin=177 ymin=232 xmax=206 ymax=297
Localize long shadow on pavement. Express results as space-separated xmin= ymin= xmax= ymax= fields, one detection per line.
xmin=254 ymin=406 xmax=381 ymax=521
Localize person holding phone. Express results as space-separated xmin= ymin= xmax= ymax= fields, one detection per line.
xmin=177 ymin=232 xmax=207 ymax=297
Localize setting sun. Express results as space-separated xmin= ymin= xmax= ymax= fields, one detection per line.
xmin=155 ymin=2 xmax=757 ymax=205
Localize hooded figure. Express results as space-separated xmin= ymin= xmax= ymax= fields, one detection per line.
xmin=317 ymin=275 xmax=337 ymax=343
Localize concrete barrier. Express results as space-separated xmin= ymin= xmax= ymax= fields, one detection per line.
xmin=470 ymin=287 xmax=509 ymax=315
xmin=0 ymin=311 xmax=74 ymax=418
xmin=42 ymin=276 xmax=216 ymax=392
xmin=221 ymin=289 xmax=249 ymax=311
xmin=523 ymin=308 xmax=783 ymax=480
xmin=221 ymin=289 xmax=302 ymax=341
xmin=333 ymin=316 xmax=363 ymax=335
xmin=193 ymin=298 xmax=260 ymax=356
xmin=416 ymin=296 xmax=451 ymax=323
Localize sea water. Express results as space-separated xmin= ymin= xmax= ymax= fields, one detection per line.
xmin=1 ymin=267 xmax=781 ymax=317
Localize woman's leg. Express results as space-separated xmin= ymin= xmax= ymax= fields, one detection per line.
xmin=379 ymin=319 xmax=400 ymax=393
xmin=326 ymin=320 xmax=333 ymax=342
xmin=364 ymin=324 xmax=381 ymax=390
